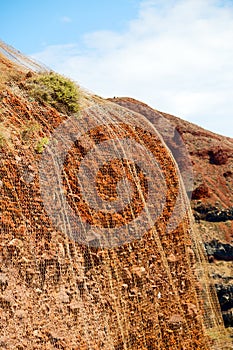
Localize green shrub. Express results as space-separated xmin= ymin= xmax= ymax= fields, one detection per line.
xmin=25 ymin=72 xmax=79 ymax=114
xmin=36 ymin=137 xmax=49 ymax=153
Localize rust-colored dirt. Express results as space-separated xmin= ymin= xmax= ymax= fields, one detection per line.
xmin=0 ymin=49 xmax=231 ymax=349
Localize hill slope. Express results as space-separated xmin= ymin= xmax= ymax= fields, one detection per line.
xmin=108 ymin=97 xmax=233 ymax=331
xmin=0 ymin=42 xmax=232 ymax=349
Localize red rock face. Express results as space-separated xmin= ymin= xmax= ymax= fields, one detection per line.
xmin=0 ymin=97 xmax=218 ymax=349
xmin=0 ymin=49 xmax=231 ymax=349
xmin=109 ymin=97 xmax=233 ymax=340
xmin=109 ymin=97 xmax=233 ymax=242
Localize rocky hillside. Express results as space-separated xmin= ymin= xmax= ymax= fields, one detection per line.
xmin=0 ymin=42 xmax=232 ymax=349
xmin=108 ymin=97 xmax=233 ymax=332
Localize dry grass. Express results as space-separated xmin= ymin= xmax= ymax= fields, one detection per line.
xmin=0 ymin=123 xmax=11 ymax=149
xmin=0 ymin=53 xmax=22 ymax=88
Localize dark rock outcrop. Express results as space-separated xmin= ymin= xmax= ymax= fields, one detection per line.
xmin=204 ymin=240 xmax=233 ymax=328
xmin=222 ymin=310 xmax=233 ymax=328
xmin=208 ymin=148 xmax=230 ymax=165
xmin=215 ymin=284 xmax=233 ymax=328
xmin=204 ymin=240 xmax=233 ymax=261
xmin=216 ymin=284 xmax=233 ymax=311
xmin=194 ymin=204 xmax=233 ymax=223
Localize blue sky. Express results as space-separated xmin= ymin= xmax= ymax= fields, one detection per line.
xmin=0 ymin=0 xmax=140 ymax=53
xmin=1 ymin=0 xmax=233 ymax=137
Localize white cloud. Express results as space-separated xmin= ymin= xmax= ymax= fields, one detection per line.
xmin=61 ymin=16 xmax=72 ymax=23
xmin=32 ymin=0 xmax=233 ymax=137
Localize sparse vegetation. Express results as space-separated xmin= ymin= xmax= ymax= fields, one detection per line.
xmin=36 ymin=136 xmax=49 ymax=153
xmin=21 ymin=121 xmax=41 ymax=142
xmin=0 ymin=53 xmax=22 ymax=88
xmin=25 ymin=72 xmax=80 ymax=114
xmin=0 ymin=132 xmax=6 ymax=148
xmin=0 ymin=124 xmax=9 ymax=149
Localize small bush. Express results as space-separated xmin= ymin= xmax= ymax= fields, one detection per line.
xmin=25 ymin=72 xmax=79 ymax=114
xmin=36 ymin=137 xmax=49 ymax=153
